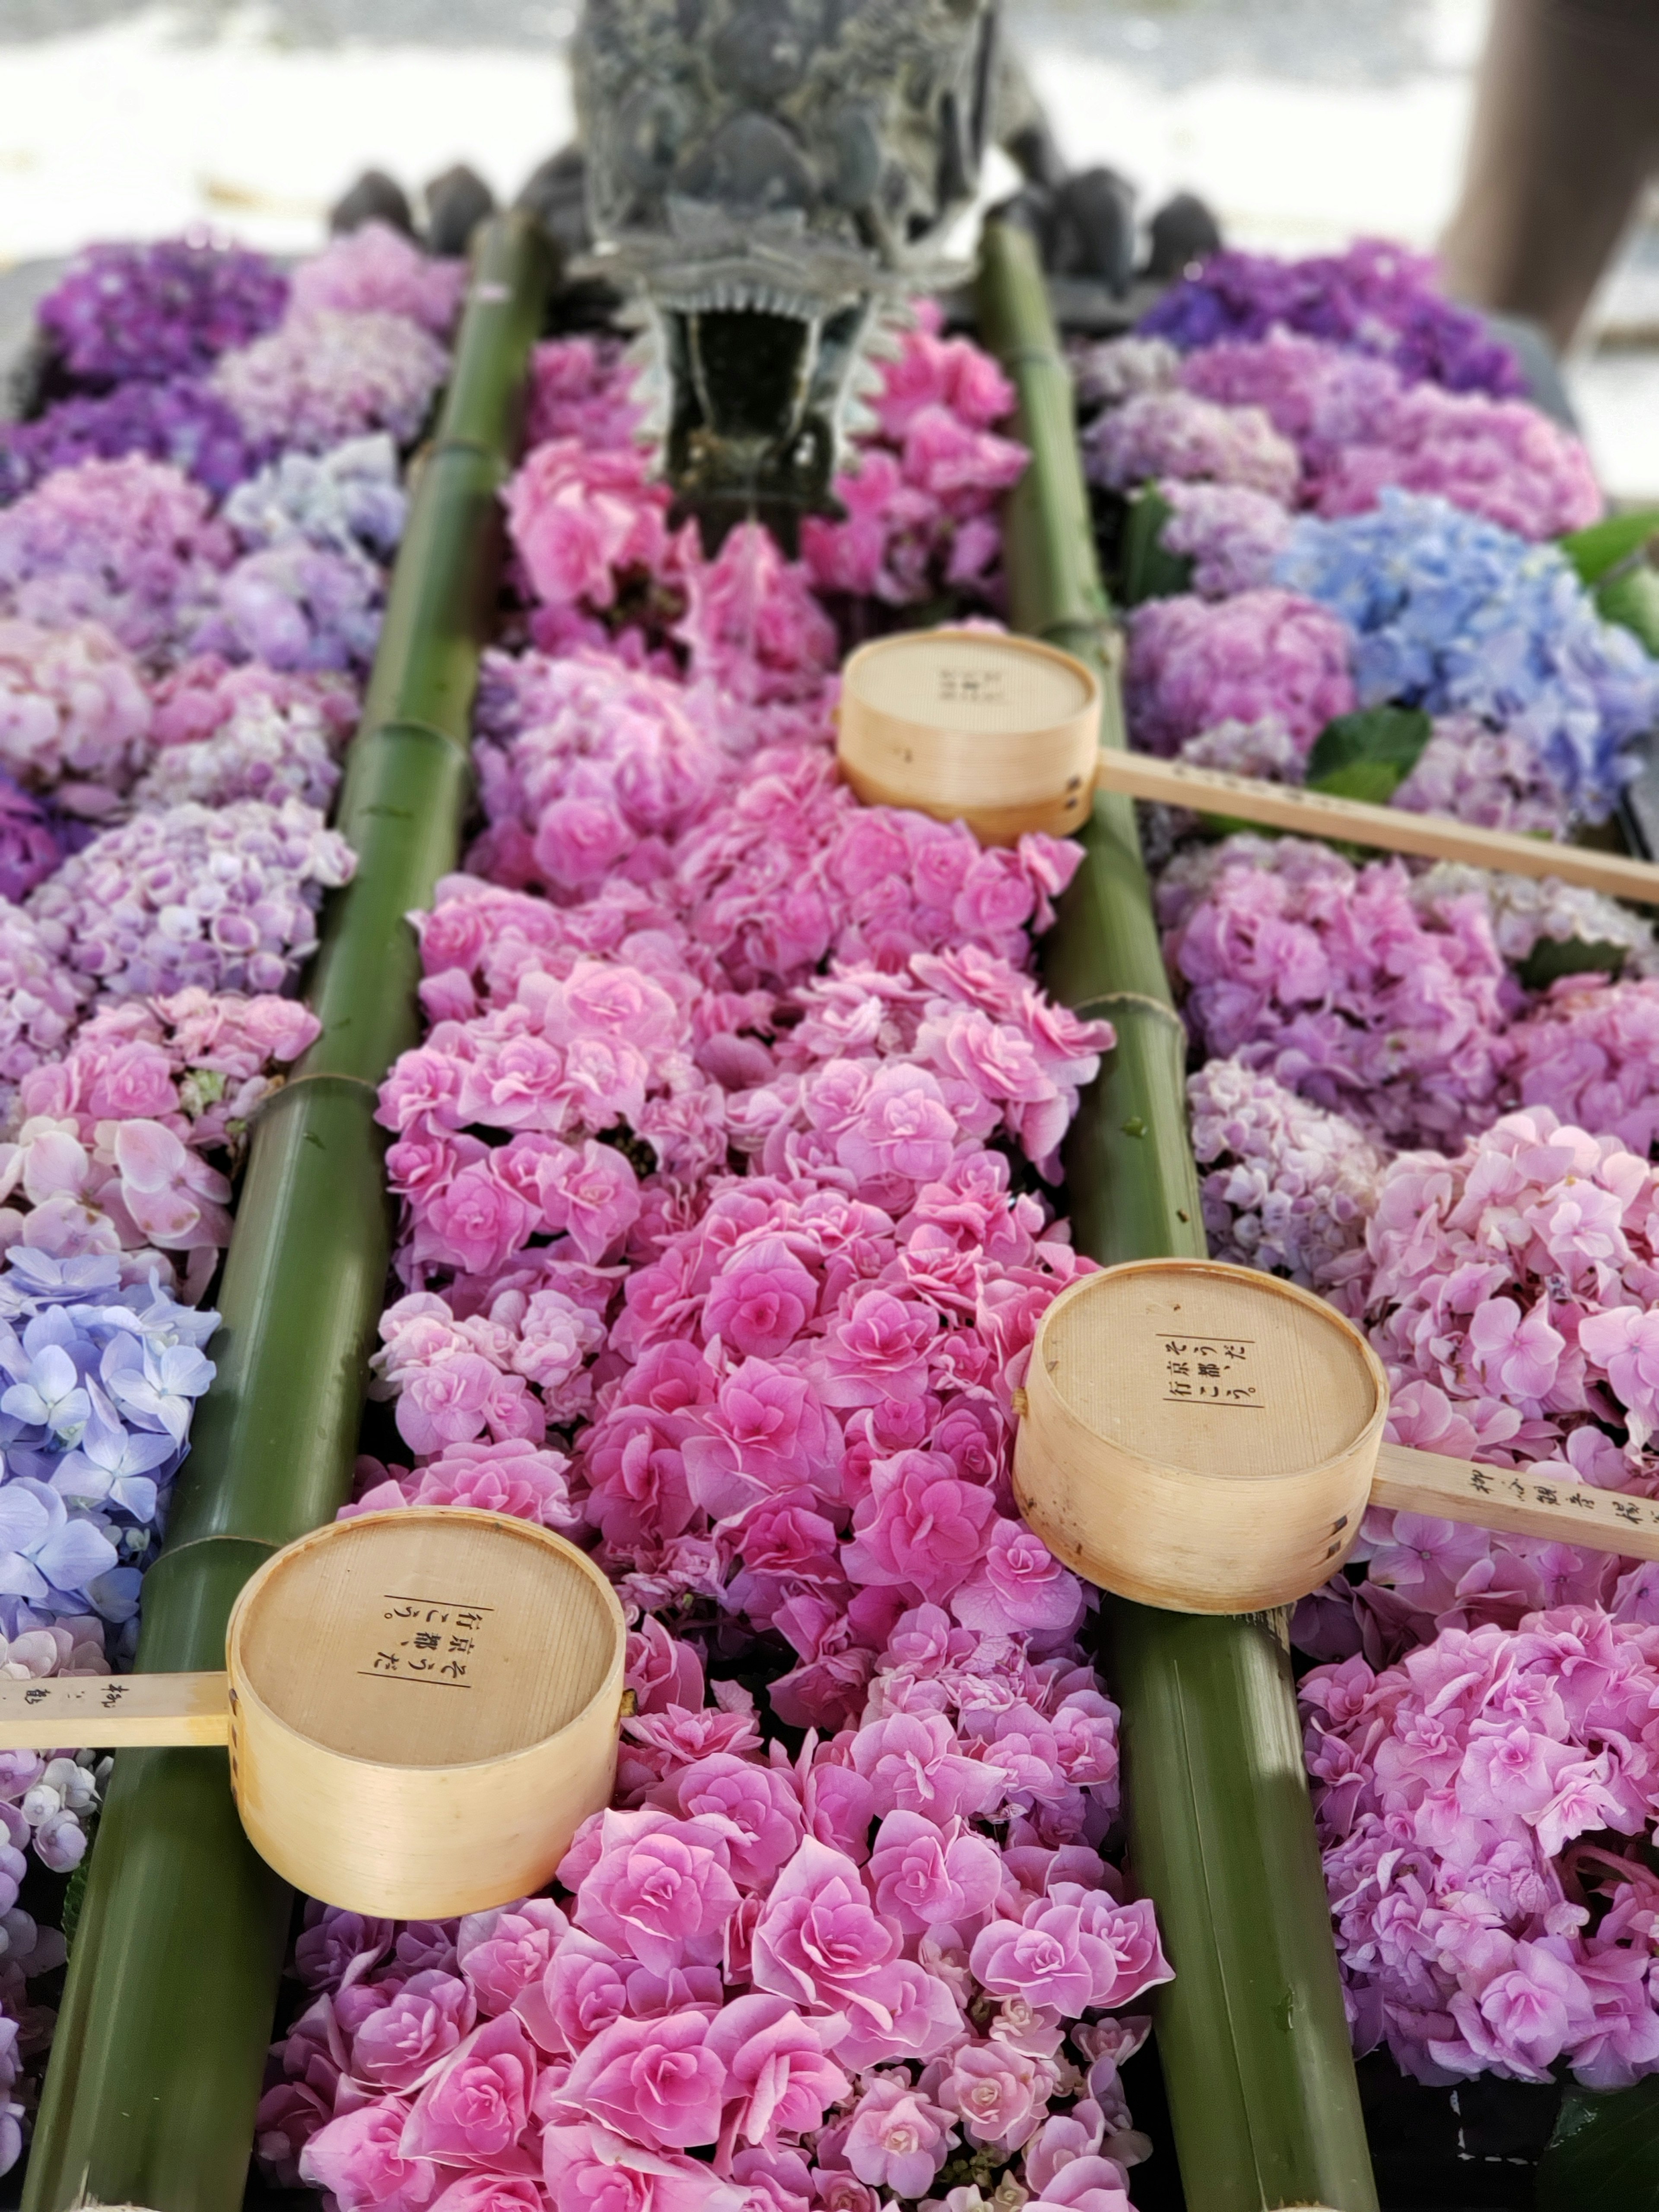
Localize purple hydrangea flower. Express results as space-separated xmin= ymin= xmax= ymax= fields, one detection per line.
xmin=1138 ymin=238 xmax=1526 ymax=395
xmin=38 ymin=237 xmax=288 ymax=386
xmin=1 ymin=379 xmax=266 ymax=503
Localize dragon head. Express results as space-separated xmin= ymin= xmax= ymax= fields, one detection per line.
xmin=574 ymin=0 xmax=1003 ymax=548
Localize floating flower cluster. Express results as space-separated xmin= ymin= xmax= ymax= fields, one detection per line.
xmin=1277 ymin=492 xmax=1659 ymax=823
xmin=1187 ymin=1056 xmax=1382 ymax=1305
xmin=288 ymin=221 xmax=467 ymax=338
xmin=1173 ymin=328 xmax=1599 ymax=538
xmin=802 ymin=311 xmax=1031 ymax=606
xmin=26 ymin=795 xmax=354 ymax=999
xmin=35 ymin=237 xmax=289 ymax=388
xmin=137 ymin=659 xmax=355 ymax=811
xmin=1158 ymin=835 xmax=1513 ymax=1148
xmin=248 ymin=316 xmax=1184 ymax=2212
xmin=1085 ymin=391 xmax=1300 ymax=505
xmin=525 ymin=335 xmax=647 ymax=452
xmin=1086 ymin=288 xmax=1647 ymax=828
xmin=1391 ymin=715 xmax=1572 ymax=836
xmin=0 ymin=905 xmax=86 ymax=1111
xmin=0 ymin=618 xmax=152 ymax=812
xmin=6 ymin=986 xmax=319 ymax=1297
xmin=222 ymin=433 xmax=407 ymax=564
xmin=507 ymin=311 xmax=1026 ymax=650
xmin=1152 ymin=480 xmax=1293 ymax=601
xmin=0 ymin=783 xmax=64 ymax=907
xmin=1414 ymin=864 xmax=1659 ymax=982
xmin=0 ymin=455 xmax=233 ymax=664
xmin=1121 ymin=237 xmax=1659 ymax=2107
xmin=0 ymin=380 xmax=265 ymax=505
xmin=1303 ymin=1607 xmax=1659 ymax=2088
xmin=1134 ymin=238 xmax=1526 ymax=394
xmin=0 ymin=214 xmax=459 ymax=2165
xmin=1124 ymin=588 xmax=1354 ymax=759
xmin=0 ymin=1246 xmax=217 ymax=1640
xmin=270 ymin=1613 xmax=1164 ymax=2209
xmin=212 ymin=310 xmax=449 ymax=455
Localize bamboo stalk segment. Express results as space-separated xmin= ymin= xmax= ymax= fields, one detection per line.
xmin=976 ymin=215 xmax=1380 ymax=2212
xmin=22 ymin=215 xmax=556 ymax=2212
xmin=1093 ymin=750 xmax=1659 ymax=903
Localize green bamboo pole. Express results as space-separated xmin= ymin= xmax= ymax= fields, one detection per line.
xmin=975 ymin=218 xmax=1380 ymax=2212
xmin=22 ymin=212 xmax=554 ymax=2212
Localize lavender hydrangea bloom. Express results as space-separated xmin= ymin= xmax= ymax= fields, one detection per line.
xmin=0 ymin=1249 xmax=217 ymax=1630
xmin=212 ymin=310 xmax=449 ymax=453
xmin=1275 ymin=491 xmax=1659 ymax=821
xmin=192 ymin=541 xmax=384 ymax=674
xmin=1084 ymin=390 xmax=1299 ymax=503
xmin=37 ymin=237 xmax=288 ymax=386
xmin=0 ymin=617 xmax=152 ymax=807
xmin=0 ymin=380 xmax=264 ymax=504
xmin=1414 ymin=861 xmax=1659 ymax=978
xmin=0 ymin=456 xmax=233 ymax=664
xmin=1125 ymin=588 xmax=1355 ymax=757
xmin=133 ymin=681 xmax=344 ymax=812
xmin=289 ymin=222 xmax=466 ymax=337
xmin=25 ymin=796 xmax=356 ymax=998
xmin=1159 ymin=832 xmax=1512 ymax=1148
xmin=1138 ymin=238 xmax=1526 ymax=395
xmin=0 ymin=902 xmax=86 ymax=1102
xmin=0 ymin=781 xmax=64 ymax=904
xmin=1157 ymin=479 xmax=1293 ymax=599
xmin=1392 ymin=715 xmax=1572 ymax=835
xmin=1188 ymin=1056 xmax=1383 ymax=1306
xmin=1070 ymin=334 xmax=1180 ymax=411
xmin=223 ymin=435 xmax=406 ymax=561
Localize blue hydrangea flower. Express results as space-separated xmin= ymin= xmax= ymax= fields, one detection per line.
xmin=0 ymin=1252 xmax=216 ymax=1643
xmin=1275 ymin=490 xmax=1659 ymax=822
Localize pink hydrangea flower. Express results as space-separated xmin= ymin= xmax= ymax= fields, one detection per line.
xmin=1126 ymin=589 xmax=1354 ymax=757
xmin=843 ymin=2073 xmax=957 ymax=2197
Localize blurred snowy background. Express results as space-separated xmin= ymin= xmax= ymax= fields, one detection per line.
xmin=2 ymin=0 xmax=1659 ymax=492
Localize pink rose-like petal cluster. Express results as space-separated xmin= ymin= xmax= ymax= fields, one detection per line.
xmin=801 ymin=314 xmax=1026 ymax=607
xmin=249 ymin=300 xmax=1177 ymax=2212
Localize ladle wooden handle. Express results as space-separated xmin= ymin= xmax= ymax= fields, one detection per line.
xmin=1092 ymin=751 xmax=1659 ymax=908
xmin=1372 ymin=1443 xmax=1659 ymax=1559
xmin=0 ymin=1671 xmax=229 ymax=1748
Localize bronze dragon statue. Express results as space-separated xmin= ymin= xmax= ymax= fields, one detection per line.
xmin=334 ymin=5 xmax=1217 ymax=550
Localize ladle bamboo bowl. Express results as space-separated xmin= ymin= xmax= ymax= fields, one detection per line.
xmin=836 ymin=628 xmax=1101 ymax=844
xmin=1014 ymin=1259 xmax=1659 ymax=1615
xmin=0 ymin=1507 xmax=626 ymax=1917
